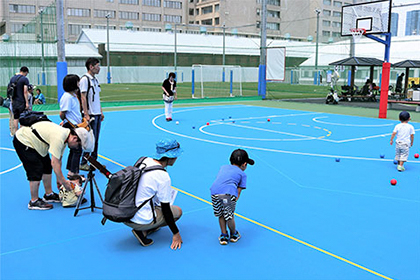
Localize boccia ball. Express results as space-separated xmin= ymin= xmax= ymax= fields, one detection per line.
xmin=415 ymin=153 xmax=419 ymax=159
xmin=390 ymin=179 xmax=397 ymax=186
xmin=206 ymin=122 xmax=209 ymax=125
xmin=267 ymin=118 xmax=271 ymax=122
xmin=393 ymin=160 xmax=398 ymax=165
xmin=176 ymin=121 xmax=179 ymax=125
xmin=380 ymin=154 xmax=385 ymax=158
xmin=335 ymin=158 xmax=340 ymax=162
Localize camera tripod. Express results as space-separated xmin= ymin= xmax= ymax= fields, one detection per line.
xmin=74 ymin=165 xmax=104 ymax=217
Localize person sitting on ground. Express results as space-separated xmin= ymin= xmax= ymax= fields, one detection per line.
xmin=13 ymin=121 xmax=94 ymax=210
xmin=34 ymin=88 xmax=46 ymax=104
xmin=124 ymin=138 xmax=183 ymax=249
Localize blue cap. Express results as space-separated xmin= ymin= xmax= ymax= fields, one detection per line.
xmin=153 ymin=138 xmax=183 ymax=159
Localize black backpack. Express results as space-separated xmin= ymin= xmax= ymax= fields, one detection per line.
xmin=101 ymin=157 xmax=166 ymax=225
xmin=7 ymin=75 xmax=23 ymax=99
xmin=19 ymin=111 xmax=51 ymax=144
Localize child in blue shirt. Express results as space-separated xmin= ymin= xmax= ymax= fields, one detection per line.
xmin=210 ymin=149 xmax=254 ymax=245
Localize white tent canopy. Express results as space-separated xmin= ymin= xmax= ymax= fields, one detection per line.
xmin=76 ymin=29 xmax=322 ymax=59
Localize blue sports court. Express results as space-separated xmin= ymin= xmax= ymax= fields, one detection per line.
xmin=1 ymin=103 xmax=419 ymax=280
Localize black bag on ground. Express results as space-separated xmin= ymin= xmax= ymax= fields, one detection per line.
xmin=19 ymin=111 xmax=51 ymax=126
xmin=101 ymin=157 xmax=166 ymax=224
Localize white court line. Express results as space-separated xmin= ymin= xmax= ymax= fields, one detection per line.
xmin=199 ymin=122 xmax=319 ymax=141
xmin=313 ymin=116 xmax=394 ymax=127
xmin=0 ymin=147 xmax=22 ymax=175
xmin=152 ymin=109 xmax=420 ymax=164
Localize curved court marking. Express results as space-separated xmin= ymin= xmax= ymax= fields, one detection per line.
xmin=198 ymin=122 xmax=324 ymax=141
xmin=0 ymin=147 xmax=22 ymax=175
xmin=152 ymin=113 xmax=420 ymax=164
xmin=313 ymin=116 xmax=394 ymax=127
xmin=97 ymin=154 xmax=393 ymax=280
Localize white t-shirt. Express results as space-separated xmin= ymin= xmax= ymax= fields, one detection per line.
xmin=60 ymin=92 xmax=82 ymax=125
xmin=79 ymin=73 xmax=102 ymax=115
xmin=393 ymin=122 xmax=415 ymax=144
xmin=131 ymin=157 xmax=172 ymax=224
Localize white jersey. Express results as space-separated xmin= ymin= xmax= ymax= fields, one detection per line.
xmin=79 ymin=73 xmax=102 ymax=115
xmin=131 ymin=157 xmax=173 ymax=224
xmin=393 ymin=122 xmax=415 ymax=145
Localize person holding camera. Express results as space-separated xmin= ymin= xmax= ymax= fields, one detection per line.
xmin=124 ymin=138 xmax=183 ymax=249
xmin=162 ymin=72 xmax=177 ymax=121
xmin=13 ymin=121 xmax=94 ymax=210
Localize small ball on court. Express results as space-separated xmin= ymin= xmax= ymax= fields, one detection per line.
xmin=206 ymin=122 xmax=209 ymax=125
xmin=380 ymin=154 xmax=385 ymax=158
xmin=222 ymin=118 xmax=224 ymax=121
xmin=414 ymin=153 xmax=419 ymax=159
xmin=192 ymin=126 xmax=195 ymax=129
xmin=390 ymin=179 xmax=397 ymax=186
xmin=267 ymin=118 xmax=271 ymax=122
xmin=176 ymin=121 xmax=179 ymax=125
xmin=335 ymin=158 xmax=340 ymax=162
xmin=393 ymin=160 xmax=398 ymax=165
xmin=229 ymin=116 xmax=232 ymax=119
xmin=232 ymin=121 xmax=235 ymax=123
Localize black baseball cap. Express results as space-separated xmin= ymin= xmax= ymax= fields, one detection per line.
xmin=230 ymin=149 xmax=255 ymax=166
xmin=399 ymin=111 xmax=410 ymax=121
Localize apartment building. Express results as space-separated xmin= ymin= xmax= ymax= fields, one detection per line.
xmin=0 ymin=0 xmax=187 ymax=42
xmin=0 ymin=0 xmax=381 ymax=43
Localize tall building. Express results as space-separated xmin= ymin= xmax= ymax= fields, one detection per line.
xmin=0 ymin=0 xmax=188 ymax=42
xmin=280 ymin=0 xmax=365 ymax=43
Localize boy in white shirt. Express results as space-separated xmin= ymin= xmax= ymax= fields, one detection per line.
xmin=390 ymin=111 xmax=415 ymax=171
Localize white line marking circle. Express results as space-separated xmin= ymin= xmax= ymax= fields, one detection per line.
xmin=0 ymin=147 xmax=22 ymax=175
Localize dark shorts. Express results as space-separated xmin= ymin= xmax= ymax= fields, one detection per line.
xmin=12 ymin=101 xmax=25 ymax=119
xmin=211 ymin=194 xmax=237 ymax=220
xmin=13 ymin=136 xmax=52 ymax=181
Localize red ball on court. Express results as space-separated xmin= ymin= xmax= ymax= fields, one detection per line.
xmin=390 ymin=179 xmax=397 ymax=186
xmin=267 ymin=118 xmax=271 ymax=122
xmin=414 ymin=153 xmax=419 ymax=159
xmin=206 ymin=122 xmax=209 ymax=125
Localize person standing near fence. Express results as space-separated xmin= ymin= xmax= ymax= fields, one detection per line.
xmin=9 ymin=66 xmax=30 ymax=136
xmin=162 ymin=72 xmax=177 ymax=121
xmin=79 ymin=58 xmax=104 ymax=171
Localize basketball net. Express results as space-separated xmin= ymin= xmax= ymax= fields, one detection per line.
xmin=350 ymin=28 xmax=366 ymax=43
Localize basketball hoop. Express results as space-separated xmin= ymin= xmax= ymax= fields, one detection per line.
xmin=350 ymin=28 xmax=366 ymax=43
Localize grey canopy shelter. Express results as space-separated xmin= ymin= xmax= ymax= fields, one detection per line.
xmin=329 ymin=57 xmax=384 ymax=89
xmin=392 ymin=60 xmax=420 ymax=93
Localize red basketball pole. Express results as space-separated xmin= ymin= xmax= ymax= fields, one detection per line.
xmin=378 ymin=62 xmax=390 ymax=119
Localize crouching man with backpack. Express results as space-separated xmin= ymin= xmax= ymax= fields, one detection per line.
xmin=124 ymin=138 xmax=183 ymax=250
xmin=13 ymin=120 xmax=94 ymax=210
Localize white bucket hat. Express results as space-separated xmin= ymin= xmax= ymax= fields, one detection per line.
xmin=74 ymin=127 xmax=95 ymax=152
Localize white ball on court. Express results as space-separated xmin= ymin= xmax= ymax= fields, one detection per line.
xmin=176 ymin=121 xmax=179 ymax=125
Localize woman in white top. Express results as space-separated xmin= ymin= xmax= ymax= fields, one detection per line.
xmin=59 ymin=74 xmax=84 ymax=180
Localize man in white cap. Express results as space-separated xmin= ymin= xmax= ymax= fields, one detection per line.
xmin=124 ymin=138 xmax=183 ymax=250
xmin=13 ymin=121 xmax=94 ymax=210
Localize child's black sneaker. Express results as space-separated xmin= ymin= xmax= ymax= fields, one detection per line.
xmin=28 ymin=198 xmax=53 ymax=210
xmin=43 ymin=192 xmax=60 ymax=203
xmin=219 ymin=234 xmax=229 ymax=245
xmin=132 ymin=230 xmax=154 ymax=246
xmin=230 ymin=231 xmax=241 ymax=243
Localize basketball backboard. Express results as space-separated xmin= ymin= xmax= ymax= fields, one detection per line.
xmin=341 ymin=0 xmax=392 ymax=36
